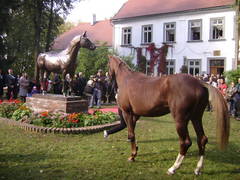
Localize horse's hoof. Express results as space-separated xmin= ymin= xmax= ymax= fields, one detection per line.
xmin=167 ymin=168 xmax=175 ymax=175
xmin=194 ymin=169 xmax=201 ymax=176
xmin=128 ymin=157 xmax=135 ymax=162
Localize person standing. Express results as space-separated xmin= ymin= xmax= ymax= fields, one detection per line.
xmin=85 ymin=75 xmax=95 ymax=107
xmin=0 ymin=69 xmax=4 ymax=101
xmin=78 ymin=72 xmax=87 ymax=96
xmin=218 ymin=78 xmax=228 ymax=98
xmin=71 ymin=74 xmax=80 ymax=96
xmin=92 ymin=69 xmax=105 ymax=108
xmin=6 ymin=69 xmax=18 ymax=100
xmin=53 ymin=73 xmax=62 ymax=94
xmin=232 ymin=78 xmax=240 ymax=119
xmin=226 ymin=81 xmax=237 ymax=116
xmin=19 ymin=72 xmax=29 ymax=102
xmin=63 ymin=74 xmax=72 ymax=96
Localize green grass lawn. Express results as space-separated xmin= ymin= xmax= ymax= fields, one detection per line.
xmin=0 ymin=112 xmax=239 ymax=180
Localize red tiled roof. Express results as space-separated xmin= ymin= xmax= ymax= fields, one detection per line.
xmin=112 ymin=0 xmax=234 ymax=20
xmin=52 ymin=20 xmax=113 ymax=50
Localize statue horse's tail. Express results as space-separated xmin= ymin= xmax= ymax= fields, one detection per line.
xmin=202 ymin=82 xmax=230 ymax=150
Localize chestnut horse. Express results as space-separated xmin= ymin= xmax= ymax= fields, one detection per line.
xmin=108 ymin=55 xmax=229 ymax=175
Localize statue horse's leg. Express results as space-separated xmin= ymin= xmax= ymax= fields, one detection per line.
xmin=123 ymin=111 xmax=139 ymax=162
xmin=167 ymin=113 xmax=192 ymax=175
xmin=62 ymin=71 xmax=67 ymax=96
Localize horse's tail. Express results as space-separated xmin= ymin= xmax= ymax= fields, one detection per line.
xmin=202 ymin=82 xmax=230 ymax=150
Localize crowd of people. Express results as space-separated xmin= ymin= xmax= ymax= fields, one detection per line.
xmin=0 ymin=68 xmax=239 ymax=119
xmin=194 ymin=73 xmax=240 ymax=119
xmin=0 ymin=68 xmax=37 ymax=102
xmin=0 ymin=68 xmax=116 ymax=107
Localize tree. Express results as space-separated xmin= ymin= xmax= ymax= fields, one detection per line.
xmin=76 ymin=43 xmax=136 ymax=79
xmin=0 ymin=0 xmax=20 ymax=70
xmin=45 ymin=0 xmax=76 ymax=51
xmin=76 ymin=43 xmax=110 ymax=78
xmin=1 ymin=0 xmax=78 ymax=76
xmin=58 ymin=21 xmax=75 ymax=34
xmin=224 ymin=68 xmax=240 ymax=84
xmin=235 ymin=0 xmax=240 ymax=68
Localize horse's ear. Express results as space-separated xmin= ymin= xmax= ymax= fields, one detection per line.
xmin=108 ymin=55 xmax=112 ymax=59
xmin=82 ymin=31 xmax=87 ymax=37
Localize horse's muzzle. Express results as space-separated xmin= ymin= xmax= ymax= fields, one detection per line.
xmin=90 ymin=45 xmax=96 ymax=50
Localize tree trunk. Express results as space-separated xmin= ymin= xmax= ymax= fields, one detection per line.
xmin=45 ymin=0 xmax=54 ymax=52
xmin=33 ymin=0 xmax=43 ymax=79
xmin=236 ymin=0 xmax=240 ymax=69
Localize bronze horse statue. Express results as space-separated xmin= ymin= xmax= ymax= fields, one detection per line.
xmin=36 ymin=32 xmax=96 ymax=93
xmin=107 ymin=55 xmax=229 ymax=175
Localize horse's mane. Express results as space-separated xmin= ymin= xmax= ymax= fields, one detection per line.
xmin=66 ymin=35 xmax=81 ymax=55
xmin=111 ymin=55 xmax=133 ymax=72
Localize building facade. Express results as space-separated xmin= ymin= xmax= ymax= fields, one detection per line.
xmin=112 ymin=0 xmax=236 ymax=76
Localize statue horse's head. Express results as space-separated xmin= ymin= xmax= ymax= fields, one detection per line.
xmin=69 ymin=31 xmax=96 ymax=52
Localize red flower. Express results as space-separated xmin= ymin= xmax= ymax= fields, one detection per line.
xmin=40 ymin=111 xmax=49 ymax=117
xmin=67 ymin=113 xmax=80 ymax=123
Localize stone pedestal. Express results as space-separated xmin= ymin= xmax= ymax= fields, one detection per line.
xmin=26 ymin=94 xmax=88 ymax=114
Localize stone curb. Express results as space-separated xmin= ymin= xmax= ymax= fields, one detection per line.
xmin=0 ymin=117 xmax=120 ymax=134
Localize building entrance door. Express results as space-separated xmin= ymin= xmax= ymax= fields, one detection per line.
xmin=209 ymin=59 xmax=224 ymax=75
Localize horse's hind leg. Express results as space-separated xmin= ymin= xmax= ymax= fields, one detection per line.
xmin=167 ymin=116 xmax=192 ymax=175
xmin=123 ymin=112 xmax=138 ymax=162
xmin=191 ymin=116 xmax=208 ymax=175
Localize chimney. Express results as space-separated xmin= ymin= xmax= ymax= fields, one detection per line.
xmin=91 ymin=14 xmax=96 ymax=25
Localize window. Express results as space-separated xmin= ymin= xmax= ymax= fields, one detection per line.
xmin=166 ymin=60 xmax=175 ymax=75
xmin=210 ymin=18 xmax=224 ymax=40
xmin=142 ymin=25 xmax=152 ymax=44
xmin=122 ymin=27 xmax=132 ymax=45
xmin=164 ymin=22 xmax=176 ymax=42
xmin=188 ymin=59 xmax=201 ymax=75
xmin=188 ymin=20 xmax=202 ymax=41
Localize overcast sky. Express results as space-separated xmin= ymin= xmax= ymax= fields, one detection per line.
xmin=66 ymin=0 xmax=127 ymax=23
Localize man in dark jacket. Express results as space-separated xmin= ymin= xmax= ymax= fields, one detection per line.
xmin=5 ymin=69 xmax=18 ymax=100
xmin=0 ymin=69 xmax=4 ymax=101
xmin=53 ymin=73 xmax=62 ymax=94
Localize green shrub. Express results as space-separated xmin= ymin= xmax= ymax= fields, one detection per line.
xmin=0 ymin=103 xmax=21 ymax=118
xmin=224 ymin=68 xmax=240 ymax=84
xmin=12 ymin=105 xmax=32 ymax=121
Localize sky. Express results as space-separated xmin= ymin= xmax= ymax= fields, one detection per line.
xmin=66 ymin=0 xmax=127 ymax=23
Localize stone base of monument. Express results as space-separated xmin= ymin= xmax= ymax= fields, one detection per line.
xmin=26 ymin=94 xmax=88 ymax=114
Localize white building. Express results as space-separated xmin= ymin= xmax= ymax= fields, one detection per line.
xmin=111 ymin=0 xmax=236 ymax=76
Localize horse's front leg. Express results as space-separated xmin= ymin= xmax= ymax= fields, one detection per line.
xmin=123 ymin=112 xmax=138 ymax=162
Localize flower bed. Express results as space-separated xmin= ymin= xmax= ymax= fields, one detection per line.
xmin=0 ymin=101 xmax=119 ymax=134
